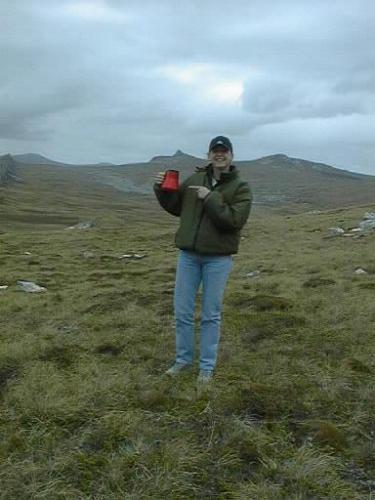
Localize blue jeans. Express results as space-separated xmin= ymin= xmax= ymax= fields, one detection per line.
xmin=173 ymin=250 xmax=233 ymax=371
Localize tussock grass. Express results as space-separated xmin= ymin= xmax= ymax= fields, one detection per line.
xmin=0 ymin=180 xmax=374 ymax=497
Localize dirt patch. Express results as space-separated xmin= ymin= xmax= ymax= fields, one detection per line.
xmin=230 ymin=293 xmax=293 ymax=311
xmin=0 ymin=365 xmax=18 ymax=393
xmin=302 ymin=277 xmax=336 ymax=288
xmin=39 ymin=346 xmax=75 ymax=368
xmin=95 ymin=343 xmax=123 ymax=356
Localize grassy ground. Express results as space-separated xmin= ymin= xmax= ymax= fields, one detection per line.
xmin=0 ymin=176 xmax=374 ymax=498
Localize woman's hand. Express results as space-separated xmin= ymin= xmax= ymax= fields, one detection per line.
xmin=188 ymin=186 xmax=211 ymax=200
xmin=154 ymin=171 xmax=166 ymax=185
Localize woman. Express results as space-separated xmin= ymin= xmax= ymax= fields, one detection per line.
xmin=154 ymin=136 xmax=252 ymax=383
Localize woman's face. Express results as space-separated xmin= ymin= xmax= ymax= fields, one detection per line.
xmin=208 ymin=146 xmax=233 ymax=170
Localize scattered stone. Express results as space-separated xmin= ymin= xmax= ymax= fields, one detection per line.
xmin=246 ymin=270 xmax=261 ymax=278
xmin=325 ymin=213 xmax=375 ymax=237
xmin=17 ymin=280 xmax=47 ymax=293
xmin=328 ymin=227 xmax=345 ymax=236
xmin=57 ymin=323 xmax=79 ymax=334
xmin=82 ymin=251 xmax=95 ymax=259
xmin=359 ymin=218 xmax=375 ymax=232
xmin=348 ymin=212 xmax=375 ymax=233
xmin=354 ymin=268 xmax=368 ymax=275
xmin=24 ymin=251 xmax=32 ymax=255
xmin=66 ymin=221 xmax=95 ymax=230
xmin=119 ymin=253 xmax=146 ymax=260
xmin=0 ymin=285 xmax=9 ymax=292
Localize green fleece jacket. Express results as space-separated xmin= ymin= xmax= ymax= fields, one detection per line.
xmin=154 ymin=164 xmax=252 ymax=255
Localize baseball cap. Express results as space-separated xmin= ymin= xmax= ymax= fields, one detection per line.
xmin=209 ymin=136 xmax=233 ymax=153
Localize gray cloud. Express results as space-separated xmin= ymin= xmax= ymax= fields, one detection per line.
xmin=241 ymin=75 xmax=375 ymax=127
xmin=0 ymin=0 xmax=374 ymax=173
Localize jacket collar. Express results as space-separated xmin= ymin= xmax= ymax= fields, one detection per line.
xmin=196 ymin=163 xmax=238 ymax=183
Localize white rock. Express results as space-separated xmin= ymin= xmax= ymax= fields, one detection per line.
xmin=246 ymin=270 xmax=261 ymax=278
xmin=359 ymin=220 xmax=375 ymax=231
xmin=328 ymin=227 xmax=345 ymax=235
xmin=0 ymin=285 xmax=9 ymax=292
xmin=354 ymin=268 xmax=368 ymax=275
xmin=82 ymin=251 xmax=95 ymax=258
xmin=17 ymin=280 xmax=47 ymax=293
xmin=119 ymin=253 xmax=146 ymax=260
xmin=66 ymin=221 xmax=95 ymax=230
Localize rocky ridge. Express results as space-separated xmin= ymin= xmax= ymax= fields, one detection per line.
xmin=0 ymin=154 xmax=22 ymax=185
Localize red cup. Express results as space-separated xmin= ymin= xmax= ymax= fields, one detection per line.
xmin=161 ymin=170 xmax=179 ymax=191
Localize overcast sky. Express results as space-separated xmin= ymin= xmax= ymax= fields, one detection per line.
xmin=1 ymin=0 xmax=374 ymax=174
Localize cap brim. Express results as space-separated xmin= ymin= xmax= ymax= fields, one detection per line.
xmin=210 ymin=144 xmax=230 ymax=151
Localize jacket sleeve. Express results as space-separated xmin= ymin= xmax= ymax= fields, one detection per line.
xmin=203 ymin=182 xmax=252 ymax=231
xmin=153 ymin=177 xmax=189 ymax=217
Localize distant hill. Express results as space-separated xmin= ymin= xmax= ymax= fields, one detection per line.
xmin=4 ymin=150 xmax=375 ymax=209
xmin=82 ymin=150 xmax=375 ymax=208
xmin=13 ymin=153 xmax=113 ymax=167
xmin=13 ymin=153 xmax=67 ymax=166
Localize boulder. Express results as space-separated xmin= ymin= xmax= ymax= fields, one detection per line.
xmin=17 ymin=281 xmax=47 ymax=293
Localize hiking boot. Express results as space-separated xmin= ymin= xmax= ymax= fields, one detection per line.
xmin=197 ymin=369 xmax=213 ymax=383
xmin=165 ymin=362 xmax=192 ymax=377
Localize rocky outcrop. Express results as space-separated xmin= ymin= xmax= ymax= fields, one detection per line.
xmin=0 ymin=154 xmax=22 ymax=185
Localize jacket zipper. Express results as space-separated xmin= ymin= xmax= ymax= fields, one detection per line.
xmin=192 ymin=210 xmax=204 ymax=252
xmin=192 ymin=174 xmax=218 ymax=251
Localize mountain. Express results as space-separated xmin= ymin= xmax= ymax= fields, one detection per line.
xmin=13 ymin=153 xmax=67 ymax=166
xmin=13 ymin=153 xmax=113 ymax=167
xmin=81 ymin=150 xmax=375 ymax=208
xmin=150 ymin=149 xmax=200 ymax=165
xmin=4 ymin=150 xmax=375 ymax=209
